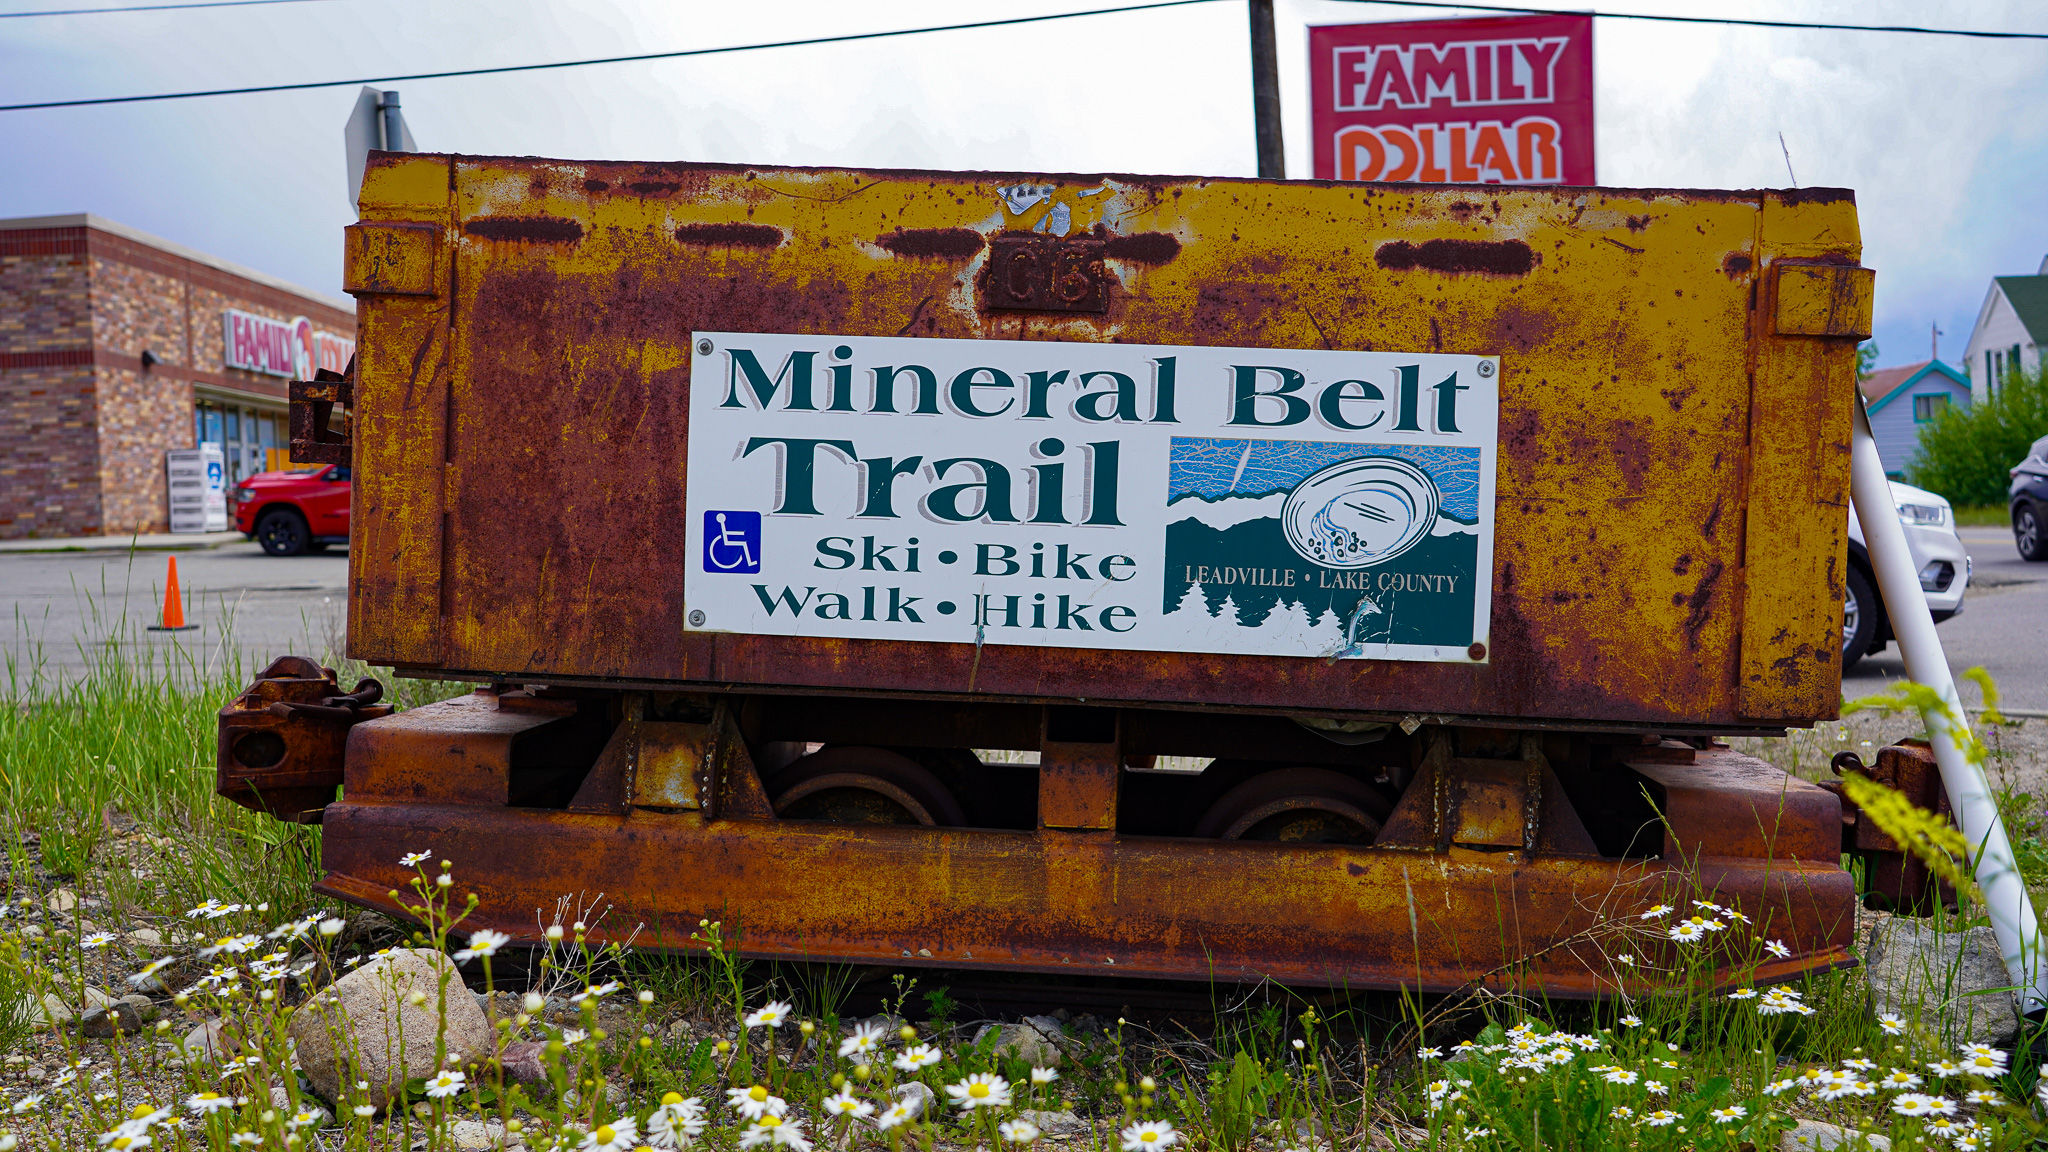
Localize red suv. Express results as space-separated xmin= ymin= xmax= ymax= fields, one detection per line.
xmin=232 ymin=464 xmax=351 ymax=556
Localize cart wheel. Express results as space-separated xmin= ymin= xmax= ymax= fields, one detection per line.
xmin=1192 ymin=767 xmax=1391 ymax=845
xmin=768 ymin=746 xmax=967 ymax=827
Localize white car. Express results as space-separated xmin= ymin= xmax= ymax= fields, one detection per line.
xmin=1843 ymin=479 xmax=1970 ymax=671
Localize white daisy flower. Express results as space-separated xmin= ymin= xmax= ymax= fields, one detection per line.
xmin=839 ymin=1023 xmax=885 ymax=1057
xmin=1761 ymin=1078 xmax=1796 ymax=1096
xmin=1709 ymin=1104 xmax=1746 ymax=1123
xmin=1892 ymin=1093 xmax=1940 ymax=1117
xmin=1120 ymin=1120 xmax=1178 ymax=1151
xmin=893 ymin=1043 xmax=942 ymax=1071
xmin=647 ymin=1092 xmax=708 ymax=1148
xmin=1641 ymin=1111 xmax=1677 ymax=1127
xmin=1639 ymin=905 xmax=1673 ymax=920
xmin=875 ymin=1100 xmax=919 ymax=1131
xmin=1958 ymin=1052 xmax=2008 ymax=1075
xmin=1031 ymin=1067 xmax=1060 ymax=1084
xmin=399 ymin=850 xmax=433 ymax=866
xmin=726 ymin=1086 xmax=789 ymax=1121
xmin=821 ymin=1089 xmax=872 ymax=1119
xmin=579 ymin=1118 xmax=638 ymax=1150
xmin=738 ymin=1115 xmax=811 ymax=1151
xmin=1602 ymin=1069 xmax=1639 ymax=1085
xmin=1726 ymin=988 xmax=1757 ymax=1000
xmin=453 ymin=929 xmax=511 ymax=962
xmin=1876 ymin=1013 xmax=1907 ymax=1035
xmin=744 ymin=1001 xmax=793 ymax=1029
xmin=1879 ymin=1069 xmax=1922 ymax=1089
xmin=422 ymin=1070 xmax=466 ymax=1098
xmin=1618 ymin=1015 xmax=1642 ymax=1027
xmin=946 ymin=1073 xmax=1013 ymax=1110
xmin=1764 ymin=939 xmax=1792 ymax=958
xmin=184 ymin=1092 xmax=235 ymax=1115
xmin=1000 ymin=1119 xmax=1041 ymax=1143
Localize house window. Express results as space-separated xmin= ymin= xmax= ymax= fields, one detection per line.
xmin=2014 ymin=344 xmax=2025 ymax=379
xmin=1913 ymin=394 xmax=1950 ymax=422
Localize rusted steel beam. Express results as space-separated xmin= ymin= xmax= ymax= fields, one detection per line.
xmin=316 ymin=798 xmax=1855 ymax=995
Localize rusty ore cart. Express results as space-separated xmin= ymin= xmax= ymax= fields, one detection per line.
xmin=220 ymin=153 xmax=1884 ymax=995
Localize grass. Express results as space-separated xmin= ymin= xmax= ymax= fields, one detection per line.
xmin=1951 ymin=506 xmax=2011 ymax=529
xmin=1 ymin=599 xmax=2046 ymax=1149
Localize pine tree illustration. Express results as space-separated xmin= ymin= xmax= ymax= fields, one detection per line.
xmin=1214 ymin=593 xmax=1241 ymax=627
xmin=1170 ymin=582 xmax=1211 ymax=618
xmin=1309 ymin=606 xmax=1347 ymax=648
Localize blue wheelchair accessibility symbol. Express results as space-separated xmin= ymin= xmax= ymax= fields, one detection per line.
xmin=702 ymin=510 xmax=761 ymax=574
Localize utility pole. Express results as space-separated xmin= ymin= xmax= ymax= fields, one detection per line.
xmin=1249 ymin=0 xmax=1285 ymax=179
xmin=1932 ymin=321 xmax=1942 ymax=362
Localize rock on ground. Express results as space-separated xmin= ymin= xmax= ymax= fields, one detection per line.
xmin=451 ymin=1118 xmax=523 ymax=1150
xmin=971 ymin=1021 xmax=1062 ymax=1067
xmin=181 ymin=1018 xmax=243 ymax=1062
xmin=1781 ymin=1118 xmax=1891 ymax=1151
xmin=1861 ymin=913 xmax=2021 ymax=1046
xmin=1018 ymin=1109 xmax=1087 ymax=1136
xmin=289 ymin=948 xmax=494 ymax=1112
xmin=79 ymin=999 xmax=146 ymax=1037
xmin=893 ymin=1080 xmax=938 ymax=1117
xmin=30 ymin=994 xmax=72 ymax=1028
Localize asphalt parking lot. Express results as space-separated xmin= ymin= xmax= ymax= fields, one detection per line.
xmin=1 ymin=539 xmax=348 ymax=692
xmin=1842 ymin=525 xmax=2048 ymax=714
xmin=2 ymin=525 xmax=2041 ymax=713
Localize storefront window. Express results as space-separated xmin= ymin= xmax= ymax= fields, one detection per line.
xmin=194 ymin=398 xmax=287 ymax=484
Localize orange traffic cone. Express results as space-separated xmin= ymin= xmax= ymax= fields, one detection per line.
xmin=147 ymin=555 xmax=198 ymax=632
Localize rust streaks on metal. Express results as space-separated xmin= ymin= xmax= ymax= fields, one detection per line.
xmin=675 ymin=222 xmax=784 ymax=248
xmin=1375 ymin=237 xmax=1536 ymax=275
xmin=876 ymin=228 xmax=985 ymax=260
xmin=1101 ymin=232 xmax=1182 ymax=265
xmin=463 ymin=216 xmax=586 ymax=243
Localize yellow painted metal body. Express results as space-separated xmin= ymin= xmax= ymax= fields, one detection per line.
xmin=344 ymin=155 xmax=1867 ymax=730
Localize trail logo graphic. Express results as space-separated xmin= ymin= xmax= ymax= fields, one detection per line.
xmin=1162 ymin=439 xmax=1483 ymax=657
xmin=1282 ymin=457 xmax=1440 ymax=569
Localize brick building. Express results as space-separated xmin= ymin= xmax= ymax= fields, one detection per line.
xmin=0 ymin=214 xmax=354 ymax=539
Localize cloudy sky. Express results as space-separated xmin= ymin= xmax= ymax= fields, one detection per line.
xmin=3 ymin=0 xmax=2044 ymax=368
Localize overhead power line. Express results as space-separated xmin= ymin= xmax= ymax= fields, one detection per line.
xmin=0 ymin=0 xmax=330 ymax=17
xmin=0 ymin=0 xmax=1229 ymax=110
xmin=3 ymin=0 xmax=2045 ymax=112
xmin=1333 ymin=0 xmax=2048 ymax=41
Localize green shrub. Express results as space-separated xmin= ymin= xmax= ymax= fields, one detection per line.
xmin=1905 ymin=366 xmax=2048 ymax=507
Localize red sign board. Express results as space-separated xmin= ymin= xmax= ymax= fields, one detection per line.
xmin=1310 ymin=13 xmax=1594 ymax=186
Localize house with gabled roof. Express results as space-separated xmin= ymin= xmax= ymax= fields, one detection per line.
xmin=1860 ymin=360 xmax=1972 ymax=478
xmin=1964 ymin=256 xmax=2048 ymax=401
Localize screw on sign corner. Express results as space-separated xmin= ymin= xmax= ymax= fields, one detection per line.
xmin=689 ymin=610 xmax=706 ymax=627
xmin=1468 ymin=643 xmax=1487 ymax=660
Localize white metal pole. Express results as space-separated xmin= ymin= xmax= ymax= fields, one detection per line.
xmin=1848 ymin=393 xmax=2048 ymax=1012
